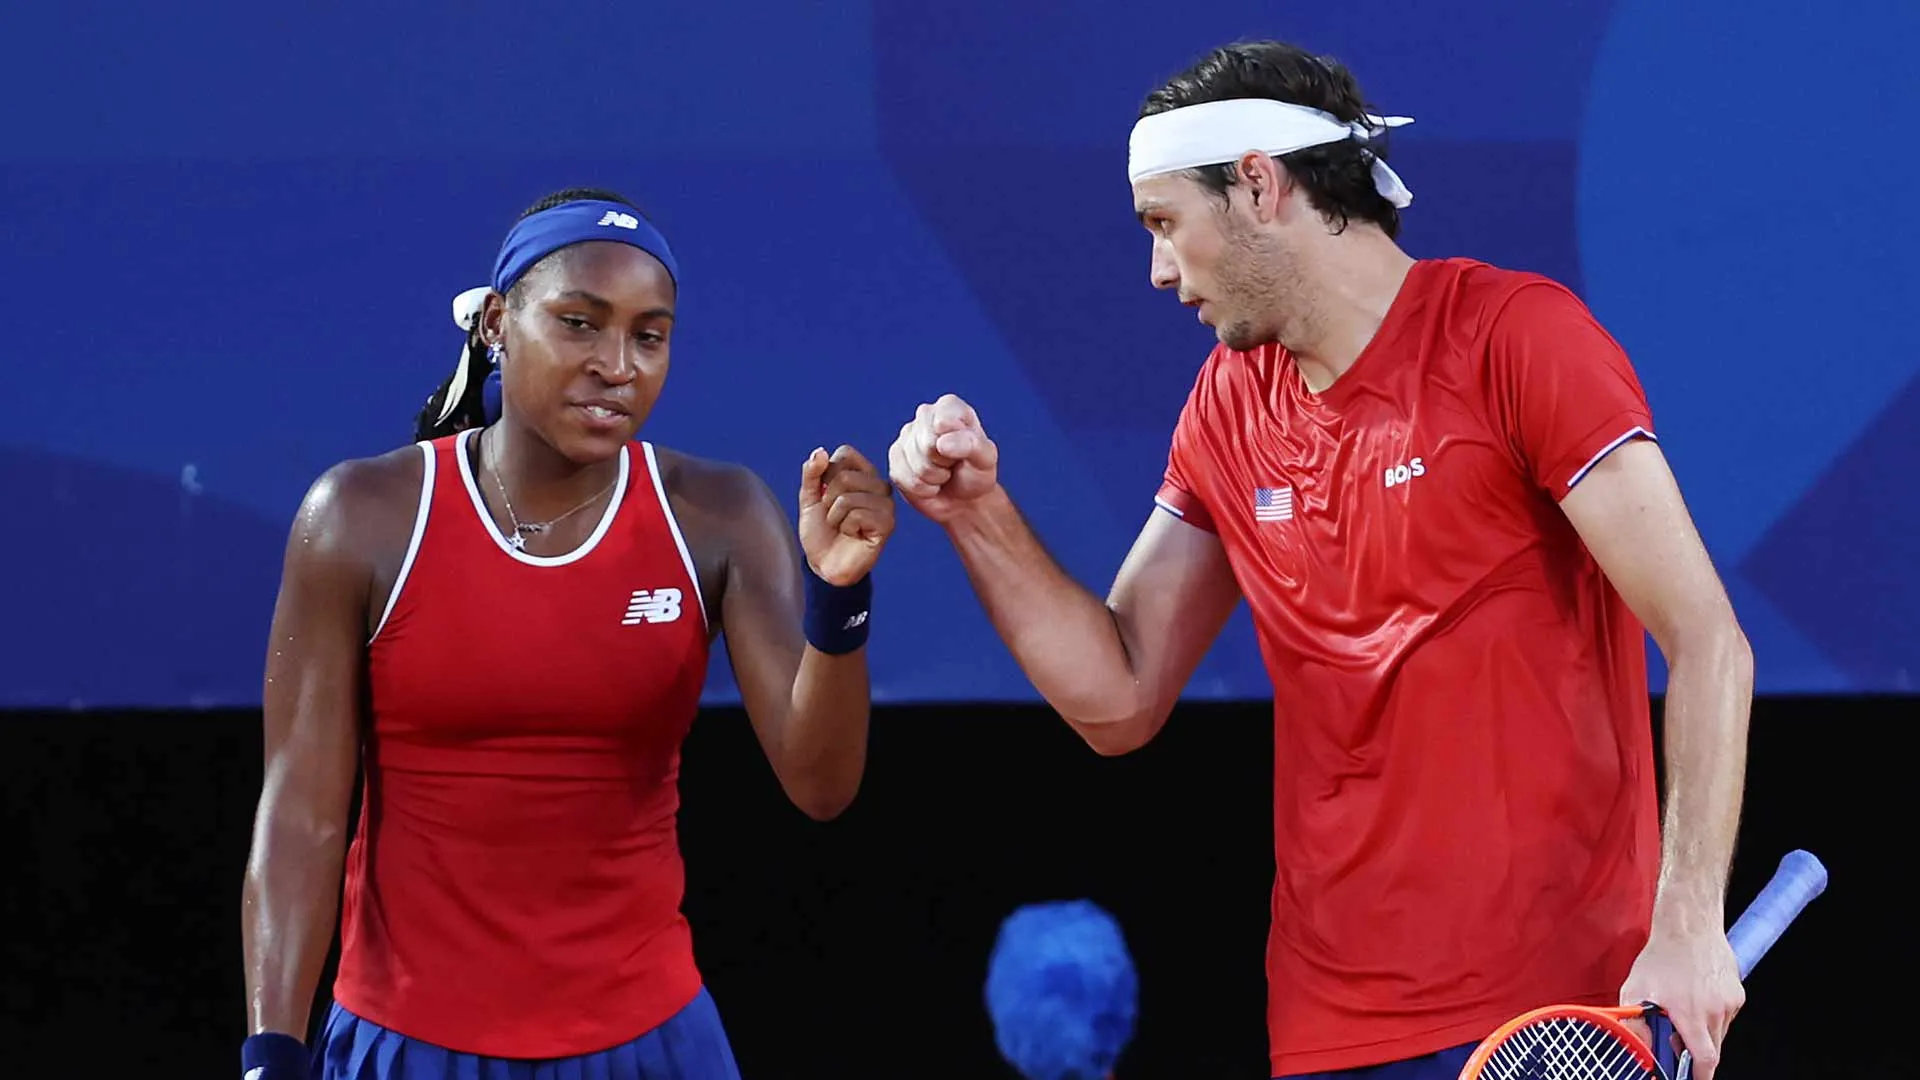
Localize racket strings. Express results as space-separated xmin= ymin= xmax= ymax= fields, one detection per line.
xmin=1479 ymin=1016 xmax=1656 ymax=1080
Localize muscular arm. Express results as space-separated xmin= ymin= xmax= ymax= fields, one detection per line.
xmin=717 ymin=468 xmax=872 ymax=822
xmin=240 ymin=465 xmax=377 ymax=1040
xmin=943 ymin=488 xmax=1241 ymax=755
xmin=1561 ymin=439 xmax=1752 ymax=927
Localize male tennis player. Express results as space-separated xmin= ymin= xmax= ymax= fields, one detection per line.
xmin=888 ymin=40 xmax=1752 ymax=1080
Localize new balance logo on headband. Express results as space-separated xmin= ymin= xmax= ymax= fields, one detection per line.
xmin=598 ymin=210 xmax=640 ymax=230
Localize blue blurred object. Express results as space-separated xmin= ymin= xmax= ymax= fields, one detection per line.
xmin=984 ymin=899 xmax=1138 ymax=1080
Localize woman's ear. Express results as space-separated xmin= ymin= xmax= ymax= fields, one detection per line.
xmin=480 ymin=289 xmax=508 ymax=347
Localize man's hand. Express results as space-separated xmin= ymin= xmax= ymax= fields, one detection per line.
xmin=1619 ymin=916 xmax=1746 ymax=1078
xmin=887 ymin=393 xmax=1001 ymax=524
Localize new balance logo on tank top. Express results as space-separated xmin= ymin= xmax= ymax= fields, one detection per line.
xmin=338 ymin=429 xmax=711 ymax=1058
xmin=1155 ymin=259 xmax=1663 ymax=1075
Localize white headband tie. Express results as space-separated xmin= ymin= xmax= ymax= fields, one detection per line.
xmin=435 ymin=286 xmax=492 ymax=426
xmin=1126 ymin=98 xmax=1415 ymax=208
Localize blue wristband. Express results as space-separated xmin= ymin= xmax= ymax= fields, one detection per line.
xmin=804 ymin=564 xmax=872 ymax=655
xmin=241 ymin=1032 xmax=310 ymax=1080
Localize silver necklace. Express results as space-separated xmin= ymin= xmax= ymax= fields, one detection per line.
xmin=482 ymin=428 xmax=615 ymax=550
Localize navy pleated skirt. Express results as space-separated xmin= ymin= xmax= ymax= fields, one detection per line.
xmin=313 ymin=988 xmax=742 ymax=1080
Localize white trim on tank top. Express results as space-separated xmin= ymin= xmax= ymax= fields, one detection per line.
xmin=640 ymin=441 xmax=710 ymax=635
xmin=368 ymin=440 xmax=436 ymax=645
xmin=453 ymin=426 xmax=630 ymax=568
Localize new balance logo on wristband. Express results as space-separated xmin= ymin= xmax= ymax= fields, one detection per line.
xmin=803 ymin=568 xmax=873 ymax=655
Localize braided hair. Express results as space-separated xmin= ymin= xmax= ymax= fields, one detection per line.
xmin=411 ymin=187 xmax=647 ymax=441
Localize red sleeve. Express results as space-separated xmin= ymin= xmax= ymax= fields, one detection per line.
xmin=1155 ymin=364 xmax=1219 ymax=533
xmin=1486 ymin=281 xmax=1656 ymax=501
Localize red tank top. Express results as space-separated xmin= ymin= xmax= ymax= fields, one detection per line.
xmin=337 ymin=430 xmax=711 ymax=1057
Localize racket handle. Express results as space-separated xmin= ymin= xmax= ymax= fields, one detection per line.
xmin=1726 ymin=849 xmax=1827 ymax=980
xmin=1652 ymin=851 xmax=1827 ymax=1080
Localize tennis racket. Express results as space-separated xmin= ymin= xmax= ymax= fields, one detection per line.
xmin=1457 ymin=848 xmax=1828 ymax=1080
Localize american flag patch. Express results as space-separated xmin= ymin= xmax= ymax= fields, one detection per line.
xmin=1253 ymin=486 xmax=1294 ymax=522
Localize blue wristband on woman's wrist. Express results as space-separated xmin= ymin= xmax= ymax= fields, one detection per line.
xmin=804 ymin=564 xmax=872 ymax=655
xmin=241 ymin=1032 xmax=310 ymax=1079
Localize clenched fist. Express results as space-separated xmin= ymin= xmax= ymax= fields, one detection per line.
xmin=888 ymin=394 xmax=1001 ymax=524
xmin=798 ymin=445 xmax=895 ymax=585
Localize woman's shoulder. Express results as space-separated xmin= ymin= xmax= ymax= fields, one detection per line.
xmin=309 ymin=442 xmax=429 ymax=512
xmin=286 ymin=442 xmax=433 ymax=562
xmin=645 ymin=443 xmax=776 ymax=516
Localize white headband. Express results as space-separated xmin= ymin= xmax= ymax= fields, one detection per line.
xmin=1126 ymin=98 xmax=1415 ymax=208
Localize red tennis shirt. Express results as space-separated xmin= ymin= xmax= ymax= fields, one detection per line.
xmin=1154 ymin=258 xmax=1663 ymax=1075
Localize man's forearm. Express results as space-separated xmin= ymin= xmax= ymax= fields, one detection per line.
xmin=943 ymin=486 xmax=1143 ymax=735
xmin=1652 ymin=625 xmax=1754 ymax=929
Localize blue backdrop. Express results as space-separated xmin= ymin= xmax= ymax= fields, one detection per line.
xmin=4 ymin=1 xmax=1914 ymax=708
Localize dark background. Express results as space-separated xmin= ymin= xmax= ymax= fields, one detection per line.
xmin=1 ymin=694 xmax=1903 ymax=1078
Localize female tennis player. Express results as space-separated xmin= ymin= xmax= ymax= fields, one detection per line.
xmin=239 ymin=188 xmax=894 ymax=1080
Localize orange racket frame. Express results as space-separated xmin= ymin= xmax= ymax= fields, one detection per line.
xmin=1458 ymin=1002 xmax=1661 ymax=1079
xmin=1456 ymin=849 xmax=1829 ymax=1080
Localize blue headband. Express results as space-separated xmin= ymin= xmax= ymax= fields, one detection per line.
xmin=984 ymin=900 xmax=1139 ymax=1080
xmin=490 ymin=199 xmax=680 ymax=295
